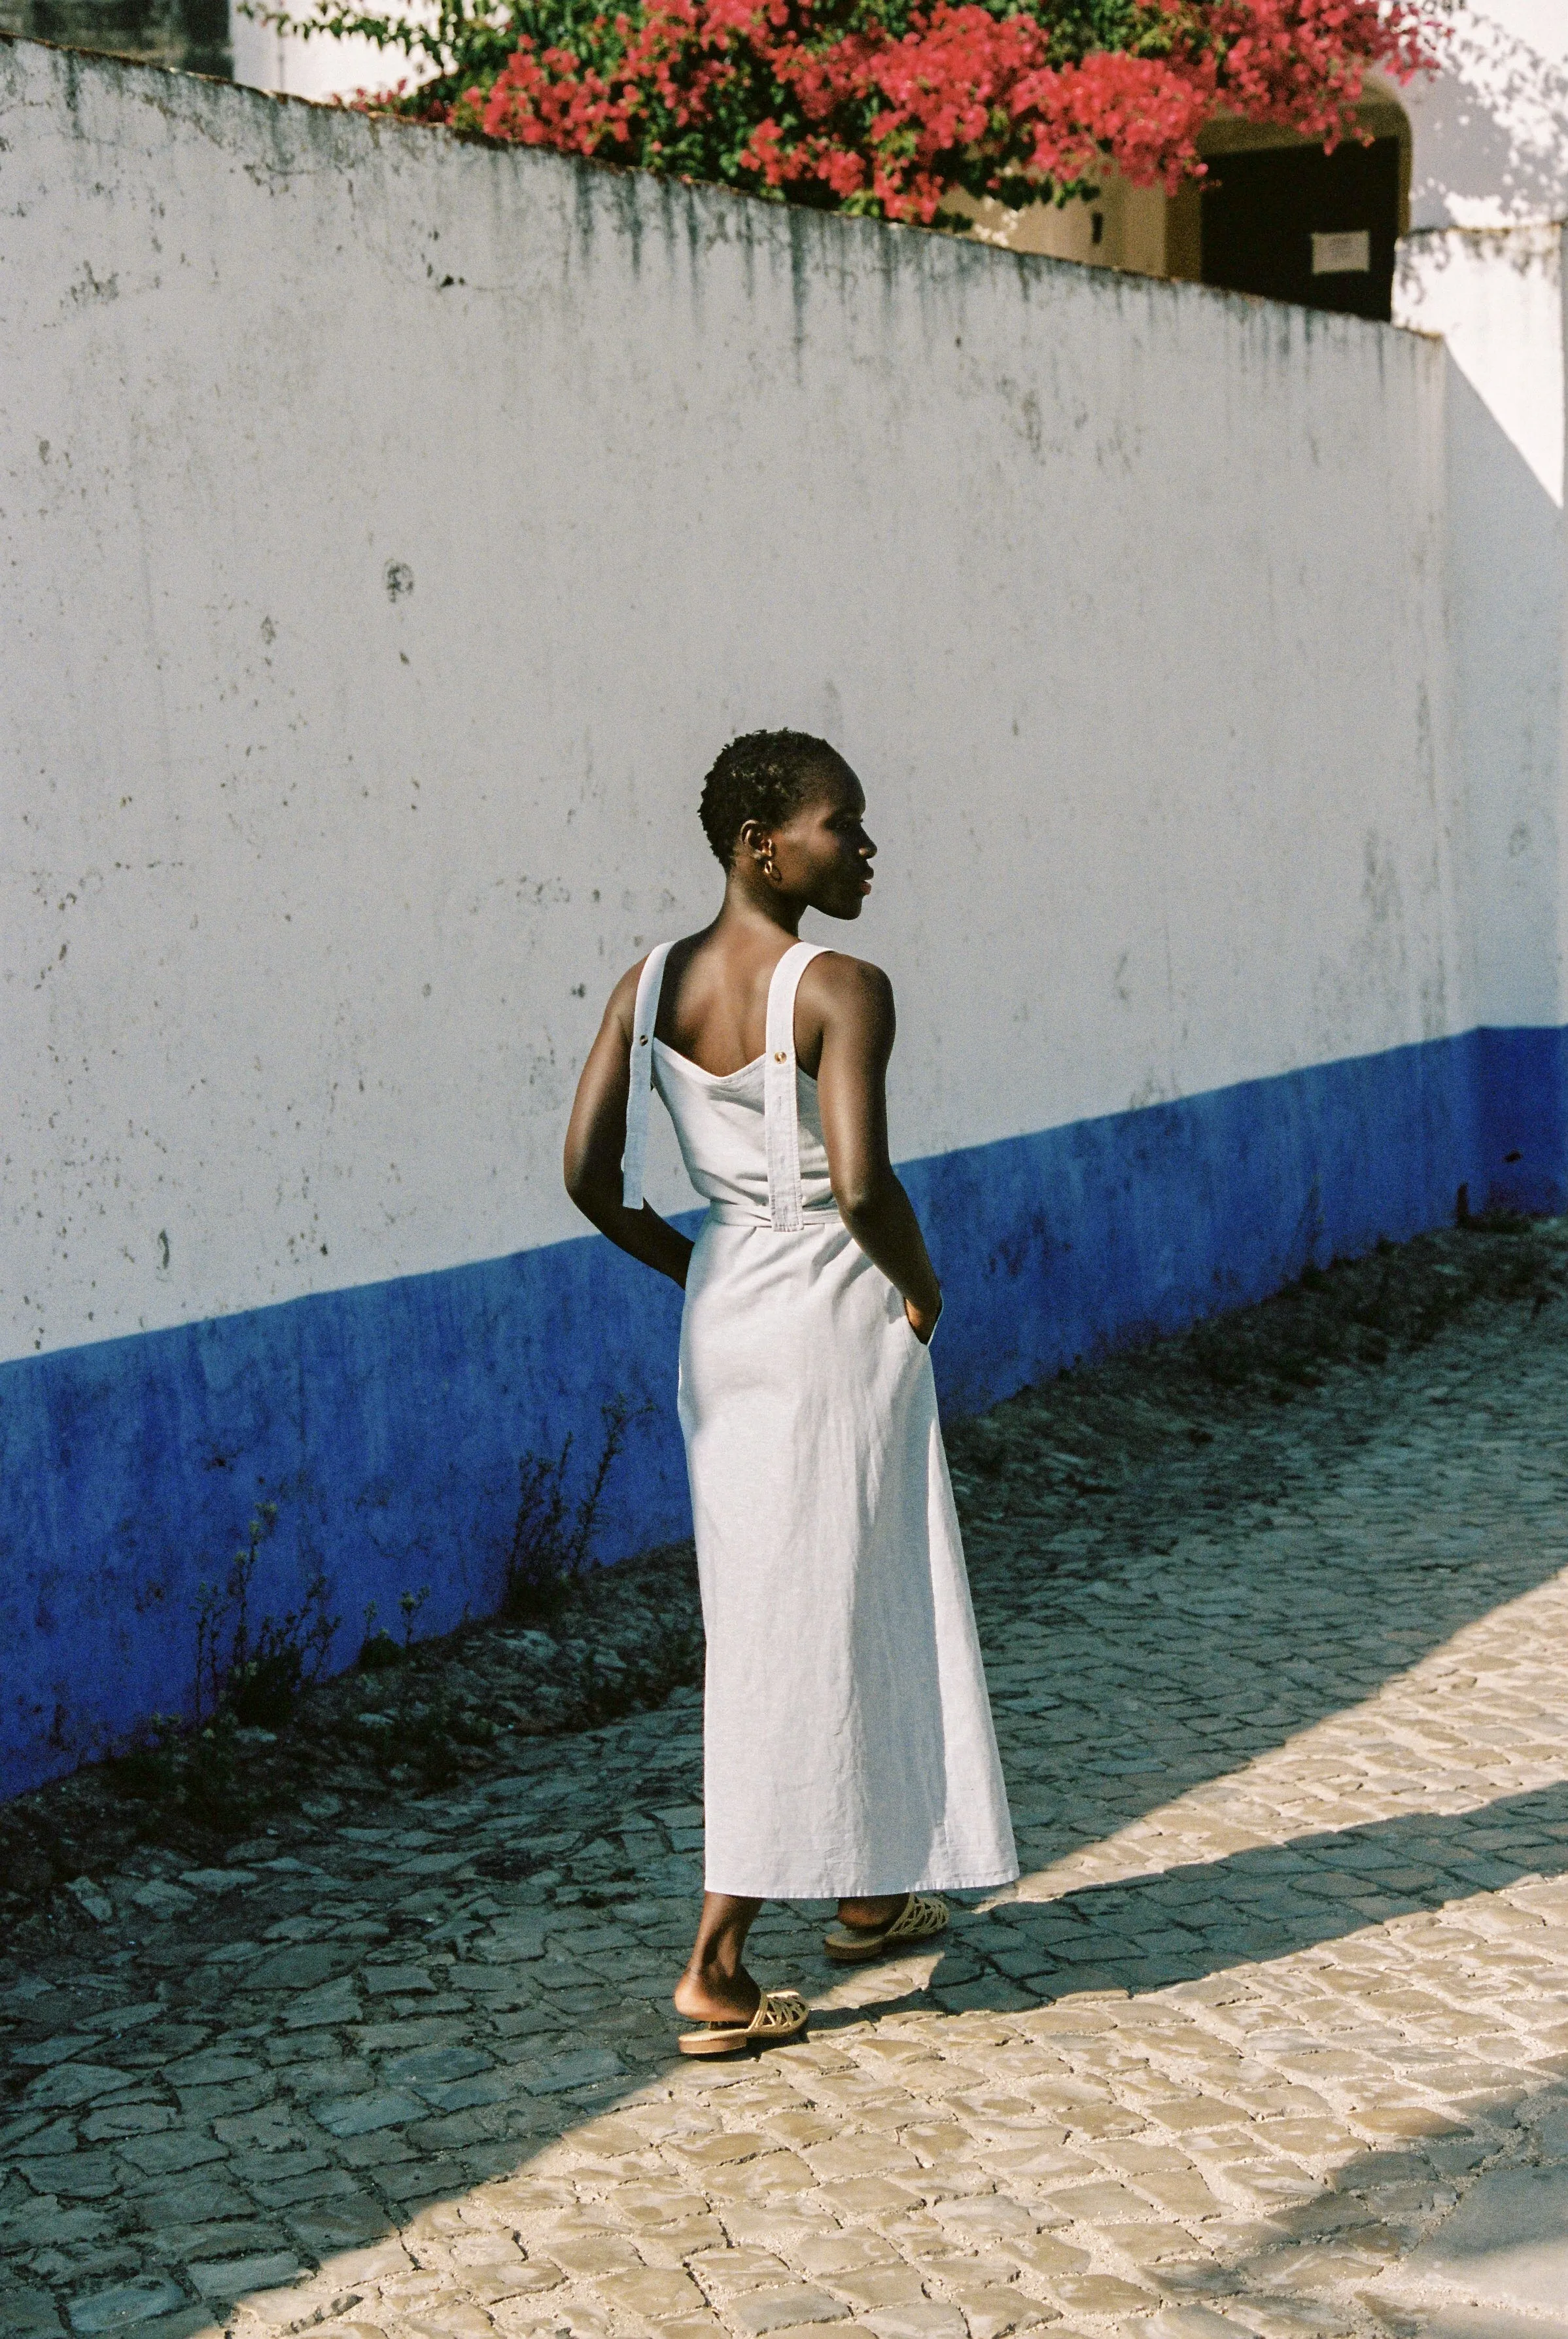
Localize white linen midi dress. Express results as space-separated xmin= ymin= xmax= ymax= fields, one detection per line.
xmin=622 ymin=939 xmax=1017 ymax=1901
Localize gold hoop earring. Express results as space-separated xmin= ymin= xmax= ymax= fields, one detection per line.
xmin=762 ymin=852 xmax=779 ymax=884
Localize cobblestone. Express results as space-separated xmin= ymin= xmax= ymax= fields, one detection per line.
xmin=7 ymin=1233 xmax=1568 ymax=2338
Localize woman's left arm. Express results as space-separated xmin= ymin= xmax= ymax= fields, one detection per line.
xmin=563 ymin=964 xmax=694 ymax=1288
xmin=812 ymin=957 xmax=943 ymax=1342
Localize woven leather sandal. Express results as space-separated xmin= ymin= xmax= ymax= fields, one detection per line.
xmin=823 ymin=1891 xmax=949 ymax=1964
xmin=677 ymin=1988 xmax=810 ymax=2058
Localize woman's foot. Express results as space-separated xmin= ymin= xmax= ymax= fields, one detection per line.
xmin=674 ymin=1891 xmax=765 ymax=2024
xmin=676 ymin=1986 xmax=810 ymax=2058
xmin=823 ymin=1891 xmax=949 ymax=1964
xmin=673 ymin=1960 xmax=761 ymax=2026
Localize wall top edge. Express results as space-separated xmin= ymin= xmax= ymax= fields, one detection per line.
xmin=1 ymin=29 xmax=1435 ymax=343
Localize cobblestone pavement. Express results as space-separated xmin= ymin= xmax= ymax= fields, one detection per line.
xmin=6 ymin=1268 xmax=1568 ymax=2339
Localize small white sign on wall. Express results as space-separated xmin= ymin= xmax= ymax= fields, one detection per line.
xmin=1312 ymin=229 xmax=1372 ymax=275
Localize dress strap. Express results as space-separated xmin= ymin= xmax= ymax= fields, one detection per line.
xmin=764 ymin=940 xmax=828 ymax=1233
xmin=621 ymin=942 xmax=672 ymax=1210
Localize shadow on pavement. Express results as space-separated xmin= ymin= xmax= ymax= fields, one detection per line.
xmin=12 ymin=1763 xmax=1567 ymax=2333
xmin=973 ymin=1503 xmax=1568 ymax=1887
xmin=856 ymin=1782 xmax=1568 ymax=2016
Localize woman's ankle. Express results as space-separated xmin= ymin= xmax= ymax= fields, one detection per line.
xmin=837 ymin=1891 xmax=907 ymax=1929
xmin=673 ymin=1961 xmax=759 ymax=2020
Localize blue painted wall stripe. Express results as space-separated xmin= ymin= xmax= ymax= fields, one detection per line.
xmin=3 ymin=1023 xmax=1561 ymax=1798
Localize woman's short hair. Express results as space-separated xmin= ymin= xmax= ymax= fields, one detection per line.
xmin=698 ymin=729 xmax=848 ymax=868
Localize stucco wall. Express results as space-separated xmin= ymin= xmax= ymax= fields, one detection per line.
xmin=3 ymin=36 xmax=1467 ymax=1360
xmin=0 ymin=35 xmax=1543 ymax=1794
xmin=1397 ymin=224 xmax=1565 ymax=1040
xmin=1402 ymin=0 xmax=1568 ymax=236
xmin=1395 ymin=1 xmax=1568 ymax=1058
xmin=230 ymin=0 xmax=394 ymax=101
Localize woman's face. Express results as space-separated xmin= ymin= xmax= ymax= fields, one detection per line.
xmin=765 ymin=764 xmax=877 ymax=920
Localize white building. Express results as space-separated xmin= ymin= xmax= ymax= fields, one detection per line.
xmin=230 ymin=0 xmax=400 ymax=101
xmin=1399 ymin=5 xmax=1568 ymax=1054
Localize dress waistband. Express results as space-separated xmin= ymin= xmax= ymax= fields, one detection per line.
xmin=706 ymin=1197 xmax=841 ymax=1229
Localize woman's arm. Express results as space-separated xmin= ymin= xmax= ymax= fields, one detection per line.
xmin=563 ymin=964 xmax=694 ymax=1288
xmin=812 ymin=958 xmax=943 ymax=1342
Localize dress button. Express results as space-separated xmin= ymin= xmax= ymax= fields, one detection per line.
xmin=774 ymin=1051 xmax=787 ymax=1063
xmin=638 ymin=1034 xmax=648 ymax=1045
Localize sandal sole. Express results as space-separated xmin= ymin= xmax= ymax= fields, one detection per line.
xmin=676 ymin=2017 xmax=809 ymax=2058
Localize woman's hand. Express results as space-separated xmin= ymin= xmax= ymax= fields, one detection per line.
xmin=905 ymin=1292 xmax=942 ymax=1346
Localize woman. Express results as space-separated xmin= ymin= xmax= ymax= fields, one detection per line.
xmin=564 ymin=730 xmax=1016 ymax=2056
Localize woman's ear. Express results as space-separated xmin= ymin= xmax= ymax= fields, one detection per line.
xmin=737 ymin=818 xmax=777 ymax=882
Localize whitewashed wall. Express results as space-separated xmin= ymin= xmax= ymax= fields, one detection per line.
xmin=218 ymin=1 xmax=1568 ymax=1066
xmin=1403 ymin=0 xmax=1568 ymax=235
xmin=1397 ymin=222 xmax=1565 ymax=1033
xmin=1395 ymin=0 xmax=1568 ymax=1036
xmin=2 ymin=39 xmax=1463 ymax=1367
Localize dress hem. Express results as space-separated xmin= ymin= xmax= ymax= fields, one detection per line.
xmin=703 ymin=1866 xmax=1021 ymax=1899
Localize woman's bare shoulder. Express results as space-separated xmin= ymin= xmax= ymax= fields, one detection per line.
xmin=802 ymin=949 xmax=895 ymax=1023
xmin=601 ymin=959 xmax=644 ymax=1034
xmin=806 ymin=947 xmax=892 ymax=989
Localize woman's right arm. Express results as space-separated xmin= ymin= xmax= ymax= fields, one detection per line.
xmin=563 ymin=964 xmax=694 ymax=1288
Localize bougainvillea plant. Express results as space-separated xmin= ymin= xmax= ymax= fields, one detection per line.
xmin=251 ymin=0 xmax=1444 ymax=225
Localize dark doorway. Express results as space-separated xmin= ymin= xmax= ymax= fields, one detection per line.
xmin=1200 ymin=137 xmax=1401 ymax=322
